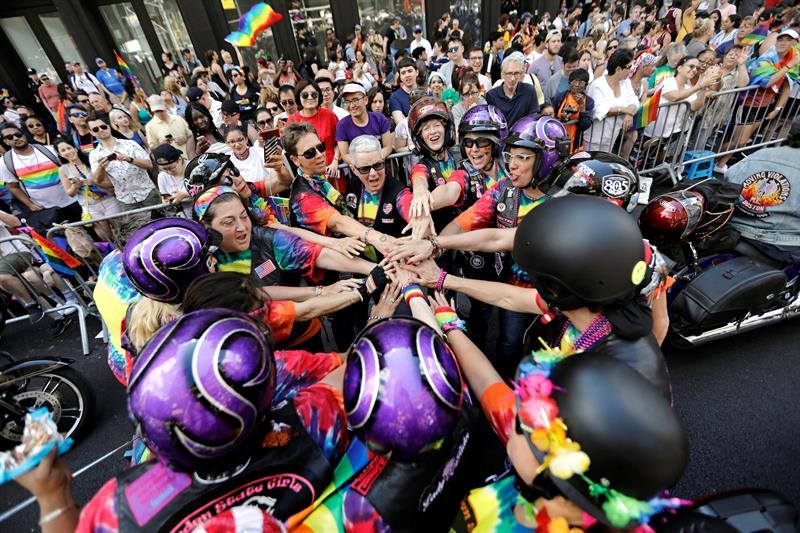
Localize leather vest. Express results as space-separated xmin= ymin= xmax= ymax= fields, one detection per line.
xmin=344 ymin=174 xmax=408 ymax=239
xmin=420 ymin=147 xmax=463 ymax=233
xmin=115 ymin=400 xmax=331 ymax=533
xmin=493 ymin=179 xmax=522 ymax=279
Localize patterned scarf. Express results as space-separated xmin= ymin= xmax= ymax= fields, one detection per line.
xmin=305 ymin=173 xmax=347 ymax=214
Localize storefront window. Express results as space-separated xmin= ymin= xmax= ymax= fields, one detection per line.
xmin=0 ymin=17 xmax=59 ymax=81
xmin=39 ymin=13 xmax=87 ymax=69
xmin=224 ymin=1 xmax=280 ymax=83
xmin=449 ymin=0 xmax=481 ymax=48
xmin=144 ymin=0 xmax=197 ymax=73
xmin=357 ymin=0 xmax=425 ymax=36
xmin=99 ymin=3 xmax=161 ymax=94
xmin=288 ymin=0 xmax=335 ymax=65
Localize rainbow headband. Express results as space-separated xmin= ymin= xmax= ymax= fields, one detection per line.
xmin=194 ymin=185 xmax=239 ymax=221
xmin=514 ymin=345 xmax=686 ymax=528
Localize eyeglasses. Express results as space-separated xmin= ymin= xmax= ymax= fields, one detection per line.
xmin=469 ymin=56 xmax=483 ymax=62
xmin=503 ymin=70 xmax=524 ymax=78
xmin=300 ymin=91 xmax=319 ymax=100
xmin=569 ymin=80 xmax=588 ymax=88
xmin=461 ymin=90 xmax=480 ymax=98
xmin=502 ymin=152 xmax=535 ymax=164
xmin=226 ymin=137 xmax=247 ymax=145
xmin=355 ymin=161 xmax=385 ymax=174
xmin=448 ymin=46 xmax=461 ymax=53
xmin=623 ymin=63 xmax=634 ymax=69
xmin=462 ymin=137 xmax=493 ymax=149
xmin=267 ymin=105 xmax=280 ymax=113
xmin=280 ymin=99 xmax=295 ymax=106
xmin=299 ymin=142 xmax=326 ymax=159
xmin=90 ymin=124 xmax=109 ymax=132
xmin=2 ymin=132 xmax=24 ymax=140
xmin=343 ymin=96 xmax=365 ymax=106
xmin=70 ymin=111 xmax=88 ymax=118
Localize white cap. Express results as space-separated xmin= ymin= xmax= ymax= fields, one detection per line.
xmin=341 ymin=83 xmax=366 ymax=96
xmin=546 ymin=29 xmax=562 ymax=42
xmin=778 ymin=29 xmax=800 ymax=40
xmin=147 ymin=94 xmax=166 ymax=112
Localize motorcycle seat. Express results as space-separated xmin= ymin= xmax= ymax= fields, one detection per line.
xmin=733 ymin=240 xmax=783 ymax=269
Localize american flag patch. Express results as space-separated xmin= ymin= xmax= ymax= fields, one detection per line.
xmin=254 ymin=259 xmax=277 ymax=279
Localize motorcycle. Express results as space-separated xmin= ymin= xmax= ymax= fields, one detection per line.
xmin=639 ymin=179 xmax=800 ymax=348
xmin=0 ymin=353 xmax=94 ymax=448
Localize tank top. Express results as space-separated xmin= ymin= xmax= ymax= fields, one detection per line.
xmin=131 ymin=101 xmax=152 ymax=126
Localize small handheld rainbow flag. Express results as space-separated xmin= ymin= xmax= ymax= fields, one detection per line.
xmin=633 ymin=88 xmax=662 ymax=130
xmin=114 ymin=50 xmax=141 ymax=90
xmin=740 ymin=26 xmax=770 ymax=46
xmin=225 ymin=3 xmax=284 ymax=47
xmin=18 ymin=227 xmax=81 ymax=277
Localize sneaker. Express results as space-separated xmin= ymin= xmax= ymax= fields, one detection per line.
xmin=24 ymin=304 xmax=45 ymax=324
xmin=50 ymin=316 xmax=73 ymax=338
xmin=714 ymin=164 xmax=728 ymax=175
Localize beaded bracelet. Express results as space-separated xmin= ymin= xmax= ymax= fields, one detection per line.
xmin=426 ymin=235 xmax=444 ymax=258
xmin=402 ymin=284 xmax=425 ymax=306
xmin=39 ymin=504 xmax=77 ymax=526
xmin=435 ymin=270 xmax=448 ymax=292
xmin=434 ymin=305 xmax=467 ymax=333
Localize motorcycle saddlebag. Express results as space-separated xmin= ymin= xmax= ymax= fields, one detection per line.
xmin=671 ymin=256 xmax=787 ymax=330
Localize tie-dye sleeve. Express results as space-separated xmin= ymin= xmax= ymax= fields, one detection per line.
xmin=75 ymin=478 xmax=120 ymax=533
xmin=479 ymin=381 xmax=516 ymax=446
xmin=253 ymin=299 xmax=296 ymax=345
xmin=410 ymin=162 xmax=431 ymax=188
xmin=273 ymin=349 xmax=342 ymax=403
xmin=448 ymin=169 xmax=468 ymax=208
xmin=291 ymin=191 xmax=339 ymax=235
xmin=453 ymin=184 xmax=499 ymax=232
xmin=395 ymin=187 xmax=413 ymax=223
xmin=294 ymin=383 xmax=350 ymax=465
xmin=272 ymin=229 xmax=324 ymax=283
xmin=246 ymin=183 xmax=278 ymax=226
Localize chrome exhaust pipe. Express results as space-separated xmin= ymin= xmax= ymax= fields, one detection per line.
xmin=673 ymin=297 xmax=800 ymax=347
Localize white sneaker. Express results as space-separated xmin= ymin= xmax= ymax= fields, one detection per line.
xmin=714 ymin=164 xmax=728 ymax=174
xmin=60 ymin=292 xmax=79 ymax=315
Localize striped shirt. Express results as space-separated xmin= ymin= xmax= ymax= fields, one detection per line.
xmin=0 ymin=146 xmax=74 ymax=208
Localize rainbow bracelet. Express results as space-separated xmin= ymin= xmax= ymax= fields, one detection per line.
xmin=435 ymin=306 xmax=466 ymax=333
xmin=403 ymin=284 xmax=425 ymax=306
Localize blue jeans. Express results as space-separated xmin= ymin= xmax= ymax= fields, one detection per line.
xmin=496 ymin=308 xmax=535 ymax=379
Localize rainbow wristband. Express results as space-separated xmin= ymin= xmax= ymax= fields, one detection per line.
xmin=403 ymin=284 xmax=425 ymax=306
xmin=435 ymin=306 xmax=467 ymax=333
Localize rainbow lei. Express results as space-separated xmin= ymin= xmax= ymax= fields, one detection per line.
xmin=514 ymin=344 xmax=686 ymax=528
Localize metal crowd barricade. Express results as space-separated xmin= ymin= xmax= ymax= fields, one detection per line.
xmin=0 ymin=236 xmax=92 ymax=355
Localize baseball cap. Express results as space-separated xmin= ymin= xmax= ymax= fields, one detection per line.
xmin=192 ymin=66 xmax=208 ymax=76
xmin=354 ymin=24 xmax=362 ymax=30
xmin=341 ymin=83 xmax=366 ymax=96
xmin=546 ymin=29 xmax=562 ymax=42
xmin=778 ymin=29 xmax=800 ymax=40
xmin=221 ymin=99 xmax=240 ymax=114
xmin=27 ymin=68 xmax=37 ymax=75
xmin=315 ymin=69 xmax=334 ymax=81
xmin=153 ymin=143 xmax=183 ymax=165
xmin=335 ymin=70 xmax=347 ymax=82
xmin=95 ymin=57 xmax=105 ymax=64
xmin=186 ymin=86 xmax=204 ymax=102
xmin=413 ymin=24 xmax=422 ymax=33
xmin=147 ymin=94 xmax=166 ymax=112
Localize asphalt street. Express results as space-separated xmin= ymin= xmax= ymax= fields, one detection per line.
xmin=0 ymin=312 xmax=798 ymax=531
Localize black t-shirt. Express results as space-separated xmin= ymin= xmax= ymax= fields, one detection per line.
xmin=383 ymin=26 xmax=399 ymax=49
xmin=231 ymin=85 xmax=260 ymax=123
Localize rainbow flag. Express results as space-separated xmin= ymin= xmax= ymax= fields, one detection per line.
xmin=740 ymin=25 xmax=770 ymax=45
xmin=633 ymin=88 xmax=662 ymax=130
xmin=18 ymin=227 xmax=81 ymax=277
xmin=288 ymin=439 xmax=371 ymax=531
xmin=114 ymin=50 xmax=141 ymax=89
xmin=225 ymin=3 xmax=284 ymax=47
xmin=749 ymin=46 xmax=799 ymax=90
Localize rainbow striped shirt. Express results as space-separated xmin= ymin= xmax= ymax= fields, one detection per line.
xmin=1 ymin=148 xmax=72 ymax=208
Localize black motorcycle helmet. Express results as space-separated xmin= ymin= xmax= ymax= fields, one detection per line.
xmin=512 ymin=195 xmax=646 ymax=310
xmin=542 ymin=151 xmax=641 ymax=213
xmin=515 ymin=352 xmax=688 ymax=529
xmin=184 ymin=153 xmax=240 ymax=197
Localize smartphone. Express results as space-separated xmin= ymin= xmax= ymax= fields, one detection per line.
xmin=107 ymin=153 xmax=117 ymax=161
xmin=259 ymin=128 xmax=280 ymax=161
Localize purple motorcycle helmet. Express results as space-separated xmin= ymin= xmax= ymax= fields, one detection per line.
xmin=458 ymin=104 xmax=508 ymax=159
xmin=343 ymin=317 xmax=464 ymax=462
xmin=122 ymin=218 xmax=219 ymax=303
xmin=503 ymin=115 xmax=571 ymax=187
xmin=128 ymin=308 xmax=275 ymax=472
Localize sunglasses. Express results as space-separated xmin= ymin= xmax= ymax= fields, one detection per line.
xmin=70 ymin=111 xmax=88 ymax=118
xmin=2 ymin=132 xmax=24 ymax=140
xmin=299 ymin=142 xmax=326 ymax=159
xmin=608 ymin=45 xmax=618 ymax=50
xmin=231 ymin=72 xmax=240 ymax=78
xmin=91 ymin=124 xmax=109 ymax=132
xmin=462 ymin=137 xmax=493 ymax=149
xmin=26 ymin=122 xmax=43 ymax=128
xmin=448 ymin=46 xmax=461 ymax=53
xmin=256 ymin=119 xmax=271 ymax=126
xmin=267 ymin=105 xmax=280 ymax=113
xmin=278 ymin=117 xmax=288 ymax=123
xmin=300 ymin=91 xmax=319 ymax=100
xmin=280 ymin=99 xmax=295 ymax=106
xmin=355 ymin=161 xmax=385 ymax=174
xmin=77 ymin=99 xmax=89 ymax=104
